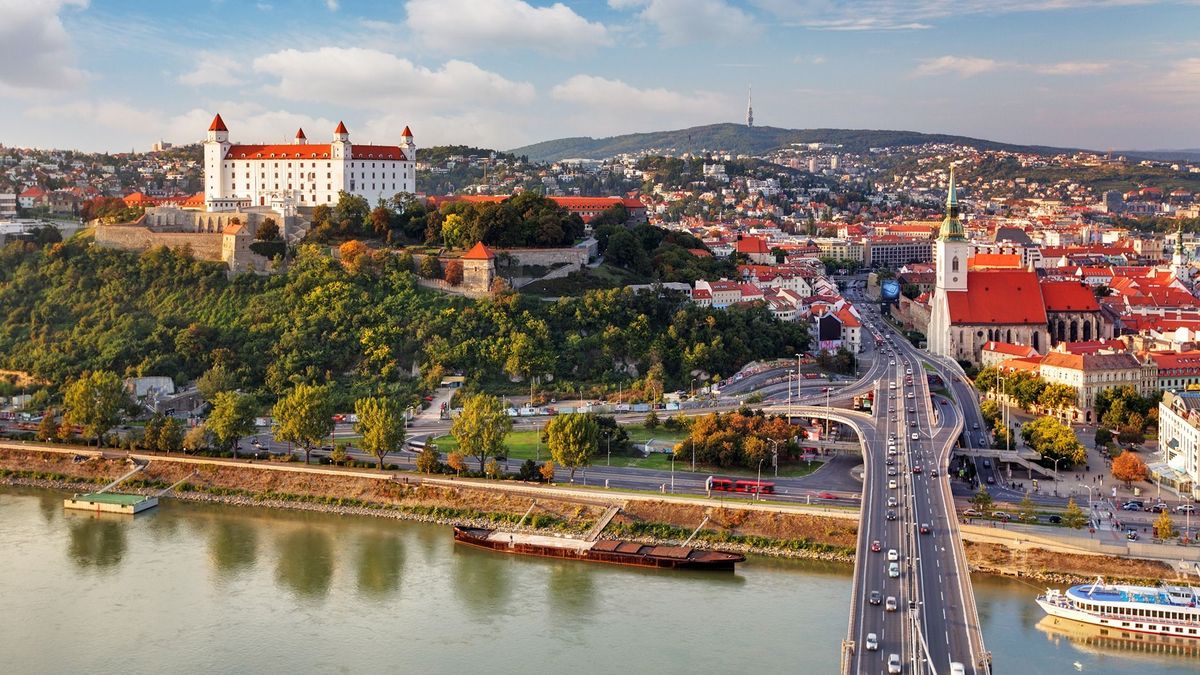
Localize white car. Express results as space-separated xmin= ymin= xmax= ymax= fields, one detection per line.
xmin=910 ymin=433 xmax=919 ymax=441
xmin=888 ymin=562 xmax=900 ymax=578
xmin=887 ymin=548 xmax=899 ymax=562
xmin=885 ymin=596 xmax=898 ymax=612
xmin=888 ymin=479 xmax=898 ymax=489
xmin=865 ymin=632 xmax=879 ymax=651
xmin=888 ymin=653 xmax=903 ymax=673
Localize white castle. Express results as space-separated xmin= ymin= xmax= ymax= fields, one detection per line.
xmin=203 ymin=114 xmax=416 ymax=211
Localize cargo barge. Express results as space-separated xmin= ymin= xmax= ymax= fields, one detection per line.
xmin=452 ymin=526 xmax=745 ymax=571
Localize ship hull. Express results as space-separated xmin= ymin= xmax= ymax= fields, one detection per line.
xmin=1038 ymin=597 xmax=1200 ymax=640
xmin=453 ymin=526 xmax=743 ymax=571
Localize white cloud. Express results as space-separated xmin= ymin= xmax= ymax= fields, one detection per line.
xmin=252 ymin=47 xmax=536 ymax=109
xmin=551 ymin=74 xmax=724 ymax=112
xmin=26 ymin=99 xmax=161 ymax=135
xmin=177 ymin=53 xmax=245 ymax=86
xmin=610 ymin=0 xmax=758 ymax=44
xmin=406 ymin=0 xmax=611 ymax=54
xmin=913 ymin=56 xmax=1005 ymax=78
xmin=753 ymin=0 xmax=1161 ymax=31
xmin=324 ymin=0 xmax=339 ymax=11
xmin=0 ymin=0 xmax=88 ymax=93
xmin=913 ymin=56 xmax=1113 ymax=78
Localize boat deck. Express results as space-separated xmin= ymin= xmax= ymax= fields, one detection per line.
xmin=482 ymin=530 xmax=593 ymax=551
xmin=1069 ymin=584 xmax=1200 ymax=608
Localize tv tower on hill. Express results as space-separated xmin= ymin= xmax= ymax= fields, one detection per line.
xmin=746 ymin=84 xmax=754 ymax=127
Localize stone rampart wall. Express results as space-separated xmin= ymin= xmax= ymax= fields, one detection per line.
xmin=95 ymin=226 xmax=225 ymax=261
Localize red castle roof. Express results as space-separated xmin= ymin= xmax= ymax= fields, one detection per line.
xmin=223 ymin=144 xmax=407 ymax=160
xmin=401 ymin=126 xmax=413 ymax=138
xmin=463 ymin=241 xmax=495 ymax=260
xmin=334 ymin=121 xmax=349 ymax=135
xmin=208 ymin=114 xmax=227 ymax=132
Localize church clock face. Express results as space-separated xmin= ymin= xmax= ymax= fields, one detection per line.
xmin=952 ymin=276 xmax=958 ymax=283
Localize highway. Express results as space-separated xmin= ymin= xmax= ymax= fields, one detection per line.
xmin=844 ymin=300 xmax=989 ymax=674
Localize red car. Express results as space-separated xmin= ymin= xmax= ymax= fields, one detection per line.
xmin=871 ymin=540 xmax=882 ymax=552
xmin=818 ymin=491 xmax=837 ymax=500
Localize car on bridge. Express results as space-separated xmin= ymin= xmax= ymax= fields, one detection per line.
xmin=871 ymin=540 xmax=882 ymax=552
xmin=888 ymin=653 xmax=902 ymax=673
xmin=910 ymin=432 xmax=918 ymax=440
xmin=887 ymin=548 xmax=899 ymax=561
xmin=885 ymin=596 xmax=898 ymax=612
xmin=888 ymin=479 xmax=898 ymax=489
xmin=870 ymin=590 xmax=882 ymax=605
xmin=888 ymin=562 xmax=900 ymax=578
xmin=919 ymin=523 xmax=931 ymax=534
xmin=886 ymin=509 xmax=897 ymax=520
xmin=887 ymin=496 xmax=897 ymax=507
xmin=865 ymin=633 xmax=879 ymax=651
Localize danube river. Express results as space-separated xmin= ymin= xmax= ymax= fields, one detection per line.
xmin=1 ymin=487 xmax=1195 ymax=674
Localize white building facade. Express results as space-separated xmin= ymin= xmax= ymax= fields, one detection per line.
xmin=1157 ymin=391 xmax=1200 ymax=498
xmin=203 ymin=114 xmax=416 ymax=211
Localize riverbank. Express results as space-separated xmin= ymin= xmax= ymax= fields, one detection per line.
xmin=0 ymin=446 xmax=1180 ymax=582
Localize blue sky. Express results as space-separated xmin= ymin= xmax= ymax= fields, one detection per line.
xmin=1 ymin=0 xmax=1197 ymax=153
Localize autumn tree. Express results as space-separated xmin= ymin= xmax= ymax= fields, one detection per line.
xmin=1062 ymin=498 xmax=1087 ymax=529
xmin=273 ymin=383 xmax=335 ymax=464
xmin=183 ymin=424 xmax=211 ymax=453
xmin=546 ymin=412 xmax=598 ymax=481
xmin=485 ymin=458 xmax=501 ymax=479
xmin=63 ymin=370 xmax=127 ymax=446
xmin=354 ymin=396 xmax=406 ymax=470
xmin=443 ymin=259 xmax=463 ymax=286
xmin=540 ymin=460 xmax=556 ymax=483
xmin=208 ymin=391 xmax=258 ymax=458
xmin=416 ymin=446 xmax=440 ymax=474
xmin=450 ymin=393 xmax=512 ymax=472
xmin=447 ymin=451 xmax=466 ymax=476
xmin=1155 ymin=509 xmax=1176 ymax=540
xmin=1111 ymin=450 xmax=1148 ymax=487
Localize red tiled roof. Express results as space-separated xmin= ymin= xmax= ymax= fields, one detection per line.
xmin=967 ymin=253 xmax=1022 ymax=269
xmin=223 ymin=144 xmax=407 ymax=160
xmin=208 ymin=113 xmax=227 ymax=132
xmin=837 ymin=307 xmax=861 ymax=328
xmin=18 ymin=186 xmax=46 ymax=198
xmin=334 ymin=121 xmax=348 ymax=134
xmin=295 ymin=128 xmax=306 ymax=139
xmin=401 ymin=126 xmax=413 ymax=138
xmin=1040 ymin=281 xmax=1100 ymax=312
xmin=946 ymin=270 xmax=1047 ymax=325
xmin=462 ymin=241 xmax=495 ymax=260
xmin=982 ymin=341 xmax=1038 ymax=357
xmin=692 ymin=289 xmax=712 ymax=300
xmin=735 ymin=236 xmax=770 ymax=254
xmin=687 ymin=248 xmax=712 ymax=258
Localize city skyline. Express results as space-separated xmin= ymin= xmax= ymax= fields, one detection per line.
xmin=0 ymin=0 xmax=1198 ymax=153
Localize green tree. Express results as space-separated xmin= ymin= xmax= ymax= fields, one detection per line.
xmin=644 ymin=410 xmax=660 ymax=429
xmin=1018 ymin=492 xmax=1037 ymax=522
xmin=1021 ymin=416 xmax=1085 ymax=465
xmin=257 ymin=217 xmax=281 ymax=241
xmin=416 ymin=446 xmax=440 ymax=474
xmin=970 ymin=485 xmax=994 ymax=512
xmin=441 ymin=212 xmax=469 ymax=249
xmin=273 ymin=383 xmax=335 ymax=465
xmin=159 ymin=417 xmax=184 ymax=453
xmin=143 ymin=412 xmax=165 ymax=451
xmin=1155 ymin=509 xmax=1176 ymax=540
xmin=354 ymin=396 xmax=406 ymax=470
xmin=450 ymin=393 xmax=512 ymax=472
xmin=197 ymin=364 xmax=238 ymax=403
xmin=208 ymin=391 xmax=258 ymax=457
xmin=63 ymin=370 xmax=127 ymax=446
xmin=418 ymin=255 xmax=442 ymax=279
xmin=1062 ymin=498 xmax=1087 ymax=529
xmin=1094 ymin=427 xmax=1113 ymax=448
xmin=545 ymin=412 xmax=598 ymax=481
xmin=330 ymin=443 xmax=349 ymax=466
xmin=36 ymin=410 xmax=57 ymax=442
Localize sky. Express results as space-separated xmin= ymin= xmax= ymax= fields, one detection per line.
xmin=0 ymin=0 xmax=1198 ymax=153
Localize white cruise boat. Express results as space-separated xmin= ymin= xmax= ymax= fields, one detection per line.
xmin=1037 ymin=577 xmax=1200 ymax=639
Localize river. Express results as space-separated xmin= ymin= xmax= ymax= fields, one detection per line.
xmin=0 ymin=487 xmax=1195 ymax=674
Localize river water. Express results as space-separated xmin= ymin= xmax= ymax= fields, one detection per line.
xmin=0 ymin=487 xmax=1195 ymax=674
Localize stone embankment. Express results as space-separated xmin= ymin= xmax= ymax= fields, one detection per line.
xmin=0 ymin=445 xmax=1183 ymax=581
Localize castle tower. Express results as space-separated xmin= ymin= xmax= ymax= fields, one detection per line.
xmin=331 ymin=120 xmax=350 ymax=160
xmin=928 ymin=164 xmax=970 ymax=359
xmin=746 ymin=85 xmax=754 ymax=128
xmin=461 ymin=241 xmax=496 ymax=296
xmin=203 ymin=114 xmax=231 ymax=210
xmin=294 ymin=128 xmax=307 ymax=145
xmin=401 ymin=125 xmax=416 ymax=164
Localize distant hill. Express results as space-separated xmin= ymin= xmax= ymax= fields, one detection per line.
xmin=1118 ymin=149 xmax=1200 ymax=162
xmin=507 ymin=123 xmax=1079 ymax=162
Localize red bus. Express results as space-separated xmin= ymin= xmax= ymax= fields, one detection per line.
xmin=734 ymin=480 xmax=775 ymax=494
xmin=708 ymin=477 xmax=775 ymax=494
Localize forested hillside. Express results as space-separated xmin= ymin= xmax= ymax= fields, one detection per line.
xmin=0 ymin=237 xmax=808 ymax=406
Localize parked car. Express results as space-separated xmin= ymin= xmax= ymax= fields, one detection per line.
xmin=1176 ymin=504 xmax=1196 ymax=514
xmin=991 ymin=511 xmax=1011 ymax=521
xmin=962 ymin=508 xmax=982 ymax=517
xmin=1121 ymin=501 xmax=1144 ymax=511
xmin=1046 ymin=515 xmax=1062 ymax=524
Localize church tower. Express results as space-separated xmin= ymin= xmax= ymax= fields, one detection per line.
xmin=928 ymin=164 xmax=970 ymax=359
xmin=1172 ymin=222 xmax=1189 ymax=282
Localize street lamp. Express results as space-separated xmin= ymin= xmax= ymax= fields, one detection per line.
xmin=603 ymin=429 xmax=612 ymax=466
xmin=1079 ymin=483 xmax=1095 ymax=510
xmin=767 ymin=438 xmax=781 ymax=478
xmin=757 ymin=457 xmax=765 ymax=501
xmin=670 ymin=452 xmax=675 ymax=494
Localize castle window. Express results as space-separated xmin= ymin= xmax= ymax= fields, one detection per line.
xmin=952 ymin=256 xmax=960 ymax=272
